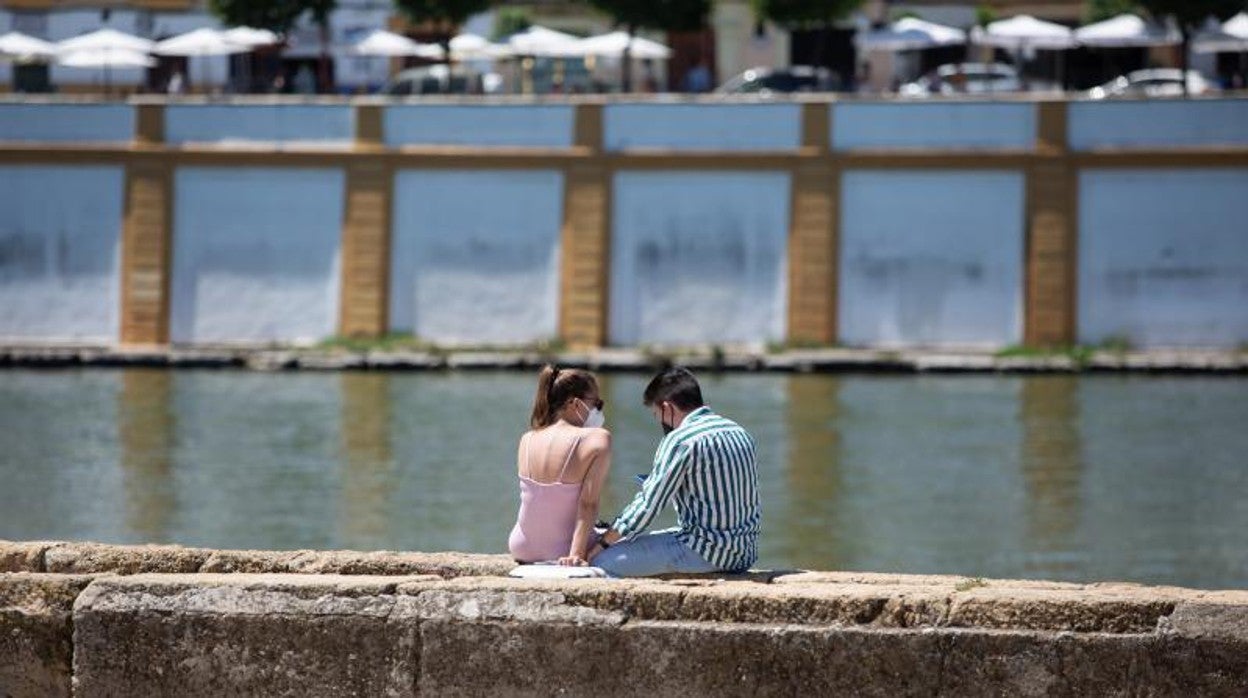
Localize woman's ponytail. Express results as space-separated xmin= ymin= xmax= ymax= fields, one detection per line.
xmin=529 ymin=364 xmax=559 ymax=429
xmin=529 ymin=364 xmax=597 ymax=430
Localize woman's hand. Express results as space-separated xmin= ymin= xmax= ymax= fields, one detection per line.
xmin=558 ymin=555 xmax=588 ymax=566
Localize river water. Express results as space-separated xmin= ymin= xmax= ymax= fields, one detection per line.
xmin=1 ymin=368 xmax=1245 ymax=590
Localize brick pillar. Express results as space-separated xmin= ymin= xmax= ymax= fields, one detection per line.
xmin=1025 ymin=101 xmax=1077 ymax=348
xmin=354 ymin=102 xmax=384 ymax=147
xmin=339 ymin=104 xmax=392 ymax=338
xmin=787 ymin=102 xmax=839 ymax=345
xmin=340 ymin=160 xmax=393 ymax=338
xmin=559 ymin=103 xmax=611 ymax=349
xmin=135 ymin=102 xmax=165 ymax=146
xmin=120 ymin=103 xmax=173 ymax=346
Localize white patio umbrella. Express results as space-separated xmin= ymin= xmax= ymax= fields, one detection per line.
xmin=1227 ymin=12 xmax=1248 ymax=39
xmin=1074 ymin=14 xmax=1179 ymax=47
xmin=972 ymin=15 xmax=1077 ymax=90
xmin=154 ymin=28 xmax=246 ymax=56
xmin=219 ymin=27 xmax=279 ymax=94
xmin=58 ymin=28 xmax=154 ymax=54
xmin=353 ymin=29 xmax=444 ymax=58
xmin=856 ymin=17 xmax=967 ymax=52
xmin=574 ymin=31 xmax=671 ymax=59
xmin=1194 ymin=13 xmax=1248 ymax=53
xmin=58 ymin=30 xmax=156 ymax=94
xmin=505 ymin=26 xmax=582 ymax=94
xmin=59 ymin=46 xmax=154 ymax=93
xmin=971 ymin=15 xmax=1076 ymax=50
xmin=221 ymin=26 xmax=278 ymax=48
xmin=508 ymin=25 xmax=582 ymax=57
xmin=153 ymin=28 xmax=250 ymax=93
xmin=353 ymin=30 xmax=443 ymax=93
xmin=449 ymin=33 xmax=512 ymax=60
xmin=1195 ymin=12 xmax=1248 ymax=86
xmin=0 ymin=31 xmax=57 ymax=60
xmin=59 ymin=47 xmax=154 ymax=69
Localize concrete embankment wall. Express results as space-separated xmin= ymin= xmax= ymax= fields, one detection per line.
xmin=2 ymin=540 xmax=1246 ymax=696
xmin=2 ymin=97 xmax=1247 ymax=351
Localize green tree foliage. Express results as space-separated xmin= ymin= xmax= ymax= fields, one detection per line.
xmin=492 ymin=7 xmax=532 ymax=41
xmin=208 ymin=0 xmax=336 ymax=91
xmin=751 ymin=0 xmax=864 ymax=78
xmin=1136 ymin=0 xmax=1245 ymax=94
xmin=586 ymin=0 xmax=711 ymax=91
xmin=1085 ymin=0 xmax=1140 ymax=23
xmin=207 ymin=0 xmax=305 ymax=32
xmin=975 ymin=4 xmax=998 ymax=27
xmin=303 ymin=0 xmax=335 ymax=94
xmin=1137 ymin=0 xmax=1244 ymax=29
xmin=750 ymin=0 xmax=864 ymax=27
xmin=393 ymin=0 xmax=493 ymax=53
xmin=392 ymin=0 xmax=494 ymax=31
xmin=587 ymin=0 xmax=710 ymax=32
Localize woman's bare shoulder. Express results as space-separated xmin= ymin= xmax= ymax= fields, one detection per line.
xmin=579 ymin=427 xmax=611 ymax=449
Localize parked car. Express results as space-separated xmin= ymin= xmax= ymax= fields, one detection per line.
xmin=715 ymin=66 xmax=839 ymax=95
xmin=899 ymin=63 xmax=1021 ymax=97
xmin=1084 ymin=69 xmax=1218 ymax=99
xmin=383 ymin=65 xmax=502 ymax=95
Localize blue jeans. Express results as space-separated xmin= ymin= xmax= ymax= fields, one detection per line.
xmin=592 ymin=528 xmax=717 ymax=578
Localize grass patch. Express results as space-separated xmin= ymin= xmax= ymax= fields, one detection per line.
xmin=317 ymin=333 xmax=431 ymax=353
xmin=1098 ymin=335 xmax=1133 ymax=355
xmin=315 ymin=334 xmax=566 ymax=356
xmin=994 ymin=344 xmax=1094 ymax=368
xmin=765 ymin=339 xmax=839 ymax=353
xmin=994 ymin=345 xmax=1053 ymax=359
xmin=955 ymin=577 xmax=988 ymax=592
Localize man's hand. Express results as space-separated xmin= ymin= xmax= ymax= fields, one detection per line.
xmin=558 ymin=555 xmax=588 ymax=566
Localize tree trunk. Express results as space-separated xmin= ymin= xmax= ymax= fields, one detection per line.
xmin=815 ymin=21 xmax=828 ymax=71
xmin=318 ymin=20 xmax=331 ymax=94
xmin=1180 ymin=28 xmax=1190 ymax=98
xmin=622 ymin=23 xmax=635 ymax=93
xmin=442 ymin=35 xmax=453 ymax=93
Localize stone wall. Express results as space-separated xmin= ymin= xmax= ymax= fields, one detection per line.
xmin=4 ymin=98 xmax=1247 ymax=350
xmin=2 ymin=540 xmax=1246 ymax=696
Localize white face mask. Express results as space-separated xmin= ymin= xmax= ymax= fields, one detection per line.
xmin=578 ymin=399 xmax=606 ymax=429
xmin=584 ymin=408 xmax=605 ymax=429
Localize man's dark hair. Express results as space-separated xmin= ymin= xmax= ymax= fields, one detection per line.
xmin=643 ymin=366 xmax=704 ymax=410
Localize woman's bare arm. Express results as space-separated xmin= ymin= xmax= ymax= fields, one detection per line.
xmin=560 ymin=429 xmax=612 ymax=565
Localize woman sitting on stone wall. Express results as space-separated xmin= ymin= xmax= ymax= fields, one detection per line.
xmin=507 ymin=365 xmax=612 ymax=566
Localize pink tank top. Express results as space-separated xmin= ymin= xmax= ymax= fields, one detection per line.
xmin=508 ymin=433 xmax=586 ymax=563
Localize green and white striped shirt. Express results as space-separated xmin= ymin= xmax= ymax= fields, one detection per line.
xmin=613 ymin=406 xmax=760 ymax=571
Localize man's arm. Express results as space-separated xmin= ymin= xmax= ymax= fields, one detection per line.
xmin=609 ymin=437 xmax=695 ymax=541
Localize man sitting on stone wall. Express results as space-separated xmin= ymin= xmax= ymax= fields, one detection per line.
xmin=588 ymin=367 xmax=760 ymax=577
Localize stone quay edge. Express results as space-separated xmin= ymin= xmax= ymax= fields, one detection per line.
xmin=1 ymin=540 xmax=1246 ymax=696
xmin=1 ymin=345 xmax=1247 ymax=374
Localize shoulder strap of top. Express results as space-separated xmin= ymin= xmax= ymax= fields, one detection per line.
xmin=556 ymin=435 xmax=582 ymax=483
xmin=520 ymin=431 xmax=532 ymax=479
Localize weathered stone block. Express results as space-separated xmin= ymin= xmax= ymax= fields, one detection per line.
xmin=71 ymin=574 xmax=434 ymax=697
xmin=1168 ymin=593 xmax=1248 ymax=641
xmin=44 ymin=542 xmax=210 ymax=575
xmin=199 ymin=548 xmax=513 ymax=578
xmin=0 ymin=573 xmax=95 ymax=698
xmin=1058 ymin=632 xmax=1248 ymax=696
xmin=0 ymin=540 xmax=57 ymax=572
xmin=949 ymin=588 xmax=1176 ymax=634
xmin=415 ymin=620 xmax=947 ymax=697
